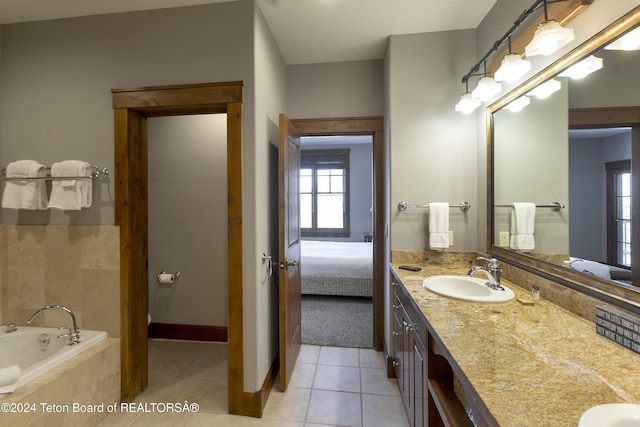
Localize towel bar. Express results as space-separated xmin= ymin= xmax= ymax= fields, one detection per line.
xmin=494 ymin=202 xmax=565 ymax=211
xmin=0 ymin=165 xmax=109 ymax=181
xmin=397 ymin=201 xmax=471 ymax=212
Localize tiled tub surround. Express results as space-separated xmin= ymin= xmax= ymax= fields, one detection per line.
xmin=0 ymin=337 xmax=120 ymax=426
xmin=391 ymin=259 xmax=640 ymax=427
xmin=0 ymin=225 xmax=120 ymax=338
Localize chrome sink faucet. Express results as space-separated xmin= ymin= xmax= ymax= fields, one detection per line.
xmin=468 ymin=257 xmax=504 ymax=291
xmin=27 ymin=305 xmax=80 ymax=345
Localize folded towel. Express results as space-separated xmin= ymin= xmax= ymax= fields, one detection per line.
xmin=428 ymin=202 xmax=450 ymax=249
xmin=48 ymin=161 xmax=93 ymax=210
xmin=1 ymin=160 xmax=48 ymax=210
xmin=509 ymin=202 xmax=536 ymax=251
xmin=0 ymin=365 xmax=21 ymax=394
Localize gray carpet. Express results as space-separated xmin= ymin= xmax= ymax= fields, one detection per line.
xmin=301 ymin=295 xmax=373 ymax=348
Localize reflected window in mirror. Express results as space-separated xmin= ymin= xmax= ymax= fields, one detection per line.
xmin=606 ymin=159 xmax=631 ymax=268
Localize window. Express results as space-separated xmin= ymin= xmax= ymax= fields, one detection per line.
xmin=300 ymin=150 xmax=350 ymax=237
xmin=606 ymin=160 xmax=631 ymax=268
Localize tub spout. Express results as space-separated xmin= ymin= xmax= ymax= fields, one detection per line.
xmin=27 ymin=305 xmax=80 ymax=345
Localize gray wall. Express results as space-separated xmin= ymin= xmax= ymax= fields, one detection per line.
xmin=387 ymin=30 xmax=479 ymax=252
xmin=0 ymin=0 xmax=290 ymax=393
xmin=0 ymin=2 xmax=254 ymax=226
xmin=286 ymin=60 xmax=384 ymax=118
xmin=147 ymin=114 xmax=228 ymax=327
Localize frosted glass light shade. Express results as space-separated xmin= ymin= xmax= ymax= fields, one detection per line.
xmin=559 ymin=56 xmax=603 ymax=80
xmin=471 ymin=76 xmax=502 ymax=102
xmin=505 ymin=96 xmax=530 ymax=112
xmin=525 ymin=20 xmax=575 ymax=56
xmin=527 ymin=79 xmax=561 ymax=99
xmin=605 ymin=27 xmax=640 ymax=51
xmin=455 ymin=92 xmax=481 ymax=114
xmin=494 ymin=53 xmax=531 ymax=82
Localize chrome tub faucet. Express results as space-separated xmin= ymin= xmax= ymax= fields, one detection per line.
xmin=27 ymin=305 xmax=80 ymax=345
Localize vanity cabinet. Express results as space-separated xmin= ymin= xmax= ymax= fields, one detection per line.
xmin=390 ymin=268 xmax=474 ymax=427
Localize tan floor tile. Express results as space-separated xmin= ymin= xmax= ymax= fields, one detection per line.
xmin=358 ymin=349 xmax=385 ymax=369
xmin=362 ymin=393 xmax=407 ymax=427
xmin=318 ymin=346 xmax=360 ymax=367
xmin=262 ymin=386 xmax=310 ymax=422
xmin=306 ymin=389 xmax=362 ymax=427
xmin=360 ymin=367 xmax=400 ymax=397
xmin=313 ymin=365 xmax=361 ymax=393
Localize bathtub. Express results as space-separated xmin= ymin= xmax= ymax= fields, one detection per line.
xmin=0 ymin=325 xmax=107 ymax=393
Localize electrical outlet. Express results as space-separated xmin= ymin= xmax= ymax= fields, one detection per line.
xmin=448 ymin=230 xmax=454 ymax=246
xmin=499 ymin=231 xmax=510 ymax=247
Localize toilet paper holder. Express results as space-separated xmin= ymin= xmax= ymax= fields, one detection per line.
xmin=157 ymin=271 xmax=181 ymax=284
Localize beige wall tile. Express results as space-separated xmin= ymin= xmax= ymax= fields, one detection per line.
xmin=44 ymin=226 xmax=82 ymax=269
xmin=6 ymin=226 xmax=45 ymax=267
xmin=80 ymin=226 xmax=120 ymax=270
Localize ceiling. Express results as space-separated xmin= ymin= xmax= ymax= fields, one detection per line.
xmin=0 ymin=0 xmax=497 ymax=65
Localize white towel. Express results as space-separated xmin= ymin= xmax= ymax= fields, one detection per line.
xmin=1 ymin=160 xmax=48 ymax=210
xmin=0 ymin=364 xmax=21 ymax=394
xmin=428 ymin=202 xmax=449 ymax=249
xmin=509 ymin=202 xmax=536 ymax=251
xmin=48 ymin=161 xmax=93 ymax=210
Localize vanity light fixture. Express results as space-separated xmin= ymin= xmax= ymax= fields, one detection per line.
xmin=559 ymin=55 xmax=603 ymax=79
xmin=494 ymin=37 xmax=531 ymax=83
xmin=471 ymin=62 xmax=502 ymax=102
xmin=605 ymin=27 xmax=640 ymax=51
xmin=527 ymin=78 xmax=562 ymax=99
xmin=472 ymin=76 xmax=502 ymax=102
xmin=455 ymin=81 xmax=481 ymax=114
xmin=505 ymin=96 xmax=530 ymax=112
xmin=525 ymin=0 xmax=575 ymax=57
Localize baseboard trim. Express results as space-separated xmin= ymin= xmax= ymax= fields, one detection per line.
xmin=229 ymin=352 xmax=279 ymax=418
xmin=148 ymin=323 xmax=228 ymax=342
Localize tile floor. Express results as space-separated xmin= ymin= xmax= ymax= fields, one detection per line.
xmin=98 ymin=339 xmax=409 ymax=427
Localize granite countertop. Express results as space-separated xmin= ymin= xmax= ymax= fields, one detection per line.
xmin=391 ymin=262 xmax=640 ymax=427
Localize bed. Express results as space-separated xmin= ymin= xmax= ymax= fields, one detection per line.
xmin=301 ymin=240 xmax=373 ymax=297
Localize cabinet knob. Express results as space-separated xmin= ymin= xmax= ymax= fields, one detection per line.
xmin=405 ymin=323 xmax=415 ymax=332
xmin=393 ymin=331 xmax=401 ymax=336
xmin=392 ymin=304 xmax=400 ymax=309
xmin=392 ymin=360 xmax=400 ymax=367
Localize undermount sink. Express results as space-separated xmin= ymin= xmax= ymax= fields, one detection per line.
xmin=579 ymin=403 xmax=640 ymax=427
xmin=422 ymin=275 xmax=515 ymax=303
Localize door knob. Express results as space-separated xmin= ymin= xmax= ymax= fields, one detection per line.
xmin=280 ymin=259 xmax=298 ymax=269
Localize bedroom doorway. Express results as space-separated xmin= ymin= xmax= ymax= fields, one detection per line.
xmin=289 ymin=117 xmax=384 ymax=351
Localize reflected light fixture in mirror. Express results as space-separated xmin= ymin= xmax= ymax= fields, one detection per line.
xmin=605 ymin=26 xmax=640 ymax=50
xmin=525 ymin=0 xmax=575 ymax=56
xmin=504 ymin=96 xmax=530 ymax=112
xmin=527 ymin=78 xmax=562 ymax=99
xmin=558 ymin=55 xmax=603 ymax=79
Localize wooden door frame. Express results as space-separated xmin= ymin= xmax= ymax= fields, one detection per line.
xmin=291 ymin=117 xmax=385 ymax=350
xmin=112 ymin=81 xmax=260 ymax=416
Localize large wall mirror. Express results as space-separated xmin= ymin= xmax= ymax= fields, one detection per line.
xmin=488 ymin=6 xmax=640 ymax=311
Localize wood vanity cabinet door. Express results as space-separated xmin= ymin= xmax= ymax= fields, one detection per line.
xmin=412 ymin=339 xmax=426 ymax=427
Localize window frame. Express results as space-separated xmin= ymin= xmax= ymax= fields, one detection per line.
xmin=300 ymin=149 xmax=350 ymax=238
xmin=606 ymin=159 xmax=632 ymax=269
